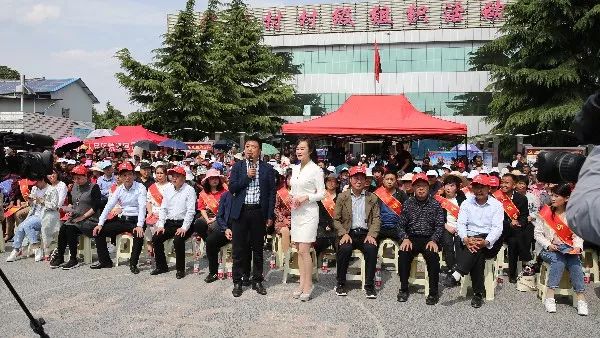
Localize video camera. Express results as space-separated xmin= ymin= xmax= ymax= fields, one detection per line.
xmin=0 ymin=132 xmax=55 ymax=179
xmin=537 ymin=92 xmax=600 ymax=183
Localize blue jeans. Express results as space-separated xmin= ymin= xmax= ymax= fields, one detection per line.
xmin=539 ymin=246 xmax=585 ymax=293
xmin=13 ymin=215 xmax=42 ymax=250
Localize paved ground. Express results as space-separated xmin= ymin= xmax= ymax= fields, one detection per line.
xmin=1 ymin=247 xmax=600 ymax=338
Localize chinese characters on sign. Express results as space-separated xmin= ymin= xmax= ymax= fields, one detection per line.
xmin=369 ymin=6 xmax=393 ymax=26
xmin=332 ymin=7 xmax=355 ymax=26
xmin=406 ymin=4 xmax=429 ymax=25
xmin=263 ymin=10 xmax=282 ymax=31
xmin=481 ymin=0 xmax=505 ymax=22
xmin=298 ymin=9 xmax=318 ymax=29
xmin=443 ymin=1 xmax=465 ymax=23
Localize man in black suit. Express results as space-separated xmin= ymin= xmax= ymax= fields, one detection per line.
xmin=228 ymin=135 xmax=276 ymax=297
xmin=498 ymin=173 xmax=530 ymax=283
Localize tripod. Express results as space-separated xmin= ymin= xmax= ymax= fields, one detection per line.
xmin=0 ymin=267 xmax=49 ymax=337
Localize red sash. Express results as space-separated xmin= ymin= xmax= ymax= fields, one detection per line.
xmin=19 ymin=179 xmax=31 ymax=200
xmin=492 ymin=190 xmax=520 ymax=220
xmin=110 ymin=184 xmax=118 ymax=194
xmin=4 ymin=206 xmax=22 ymax=218
xmin=322 ymin=191 xmax=336 ymax=219
xmin=434 ymin=195 xmax=460 ymax=219
xmin=277 ymin=188 xmax=291 ymax=210
xmin=148 ymin=184 xmax=164 ymax=206
xmin=199 ymin=191 xmax=219 ymax=215
xmin=374 ymin=187 xmax=402 ymax=216
xmin=539 ymin=205 xmax=575 ymax=248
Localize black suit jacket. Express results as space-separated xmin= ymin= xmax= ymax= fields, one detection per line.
xmin=502 ymin=191 xmax=529 ymax=234
xmin=228 ymin=160 xmax=276 ymax=222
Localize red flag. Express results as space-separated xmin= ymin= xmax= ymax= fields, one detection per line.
xmin=374 ymin=41 xmax=381 ymax=82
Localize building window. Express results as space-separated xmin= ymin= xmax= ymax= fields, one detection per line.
xmin=61 ymin=108 xmax=70 ymax=118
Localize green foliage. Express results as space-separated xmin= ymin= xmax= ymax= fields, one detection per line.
xmin=471 ymin=0 xmax=600 ymax=135
xmin=115 ymin=0 xmax=297 ymax=139
xmin=92 ymin=102 xmax=126 ymax=129
xmin=0 ymin=65 xmax=20 ymax=80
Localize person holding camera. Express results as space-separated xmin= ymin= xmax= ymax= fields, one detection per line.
xmin=534 ymin=183 xmax=588 ymax=315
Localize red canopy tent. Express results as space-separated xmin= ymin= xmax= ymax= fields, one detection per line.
xmin=85 ymin=125 xmax=168 ymax=151
xmin=282 ymin=95 xmax=467 ymax=139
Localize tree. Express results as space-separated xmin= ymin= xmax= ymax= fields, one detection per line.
xmin=209 ymin=0 xmax=296 ymax=134
xmin=92 ymin=102 xmax=126 ymax=129
xmin=471 ymin=0 xmax=600 ymax=134
xmin=0 ymin=65 xmax=20 ymax=80
xmin=115 ymin=0 xmax=219 ymax=139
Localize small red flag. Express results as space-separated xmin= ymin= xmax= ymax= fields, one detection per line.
xmin=374 ymin=41 xmax=381 ymax=82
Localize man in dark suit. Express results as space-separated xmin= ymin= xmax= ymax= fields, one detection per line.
xmin=497 ymin=173 xmax=530 ymax=283
xmin=228 ymin=135 xmax=276 ymax=297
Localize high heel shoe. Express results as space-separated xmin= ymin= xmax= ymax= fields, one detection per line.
xmin=299 ymin=286 xmax=314 ymax=302
xmin=292 ymin=288 xmax=303 ymax=299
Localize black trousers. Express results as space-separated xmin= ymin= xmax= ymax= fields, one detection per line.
xmin=398 ymin=236 xmax=440 ymax=296
xmin=96 ymin=218 xmax=143 ymax=266
xmin=192 ymin=218 xmax=210 ymax=240
xmin=378 ymin=227 xmax=400 ymax=242
xmin=314 ymin=236 xmax=336 ymax=257
xmin=205 ymin=230 xmax=231 ymax=275
xmin=442 ymin=229 xmax=463 ymax=272
xmin=505 ymin=224 xmax=533 ymax=278
xmin=151 ymin=220 xmax=198 ymax=272
xmin=336 ymin=231 xmax=378 ymax=287
xmin=232 ymin=207 xmax=265 ymax=283
xmin=455 ymin=234 xmax=503 ymax=295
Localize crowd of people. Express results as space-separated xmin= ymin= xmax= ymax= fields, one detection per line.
xmin=0 ymin=137 xmax=594 ymax=315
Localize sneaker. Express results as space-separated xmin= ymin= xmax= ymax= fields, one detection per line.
xmin=62 ymin=259 xmax=80 ymax=270
xmin=49 ymin=250 xmax=64 ymax=268
xmin=6 ymin=249 xmax=19 ymax=262
xmin=365 ymin=286 xmax=377 ymax=299
xmin=577 ymin=300 xmax=589 ymax=316
xmin=544 ymin=298 xmax=556 ymax=313
xmin=471 ymin=293 xmax=483 ymax=308
xmin=335 ymin=284 xmax=348 ymax=296
xmin=34 ymin=248 xmax=44 ymax=262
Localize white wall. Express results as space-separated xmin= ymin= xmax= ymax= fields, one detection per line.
xmin=52 ymin=83 xmax=94 ymax=122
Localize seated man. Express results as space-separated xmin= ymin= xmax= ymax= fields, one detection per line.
xmin=151 ymin=166 xmax=198 ymax=279
xmin=444 ymin=175 xmax=504 ymax=308
xmin=91 ymin=162 xmax=146 ymax=273
xmin=397 ymin=173 xmax=445 ymax=305
xmin=334 ymin=166 xmax=381 ymax=299
xmin=373 ymin=171 xmax=408 ymax=242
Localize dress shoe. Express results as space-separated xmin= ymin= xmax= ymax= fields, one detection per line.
xmin=426 ymin=295 xmax=439 ymax=305
xmin=204 ymin=273 xmax=219 ymax=283
xmin=90 ymin=262 xmax=113 ymax=269
xmin=443 ymin=274 xmax=459 ymax=287
xmin=252 ymin=282 xmax=267 ymax=295
xmin=150 ymin=268 xmax=168 ymax=275
xmin=232 ymin=283 xmax=243 ymax=297
xmin=176 ymin=270 xmax=185 ymax=279
xmin=471 ymin=293 xmax=483 ymax=308
xmin=130 ymin=265 xmax=140 ymax=274
xmin=509 ymin=276 xmax=517 ymax=284
xmin=397 ymin=290 xmax=409 ymax=302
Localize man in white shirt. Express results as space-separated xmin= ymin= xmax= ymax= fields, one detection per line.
xmin=92 ymin=162 xmax=147 ymax=273
xmin=443 ymin=175 xmax=504 ymax=308
xmin=150 ymin=166 xmax=198 ymax=279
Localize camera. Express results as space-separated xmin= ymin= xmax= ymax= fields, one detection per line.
xmin=536 ymin=92 xmax=600 ymax=183
xmin=0 ymin=132 xmax=55 ymax=179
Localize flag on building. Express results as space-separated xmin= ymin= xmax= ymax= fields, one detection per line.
xmin=374 ymin=41 xmax=381 ymax=82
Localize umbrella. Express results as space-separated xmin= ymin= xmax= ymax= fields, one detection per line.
xmin=450 ymin=144 xmax=481 ymax=152
xmin=335 ymin=164 xmax=349 ymax=174
xmin=86 ymin=129 xmax=118 ymax=139
xmin=261 ymin=143 xmax=279 ymax=156
xmin=133 ymin=140 xmax=159 ymax=151
xmin=213 ymin=139 xmax=238 ymax=151
xmin=159 ymin=139 xmax=189 ymax=150
xmin=55 ymin=136 xmax=83 ymax=151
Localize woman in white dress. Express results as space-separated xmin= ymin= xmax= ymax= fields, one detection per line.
xmin=290 ymin=138 xmax=325 ymax=301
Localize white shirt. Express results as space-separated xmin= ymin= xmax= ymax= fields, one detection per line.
xmin=457 ymin=195 xmax=504 ymax=249
xmin=53 ymin=181 xmax=68 ymax=209
xmin=157 ymin=183 xmax=197 ymax=230
xmin=99 ymin=181 xmax=147 ymax=227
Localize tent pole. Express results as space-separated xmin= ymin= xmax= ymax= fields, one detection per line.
xmin=464 ymin=135 xmax=468 ymax=166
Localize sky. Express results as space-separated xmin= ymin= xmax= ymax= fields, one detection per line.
xmin=0 ymin=0 xmax=339 ymax=115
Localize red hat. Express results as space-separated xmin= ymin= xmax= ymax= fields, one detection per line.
xmin=71 ymin=165 xmax=88 ymax=176
xmin=457 ymin=162 xmax=466 ymax=169
xmin=472 ymin=174 xmax=489 ymax=186
xmin=411 ymin=173 xmax=429 ymax=184
xmin=167 ymin=166 xmax=186 ymax=177
xmin=348 ymin=166 xmax=366 ymax=177
xmin=118 ymin=162 xmax=134 ymax=172
xmin=488 ymin=176 xmax=500 ymax=187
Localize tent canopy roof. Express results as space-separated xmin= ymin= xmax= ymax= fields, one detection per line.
xmin=282 ymin=95 xmax=467 ymax=140
xmin=85 ymin=125 xmax=168 ymax=145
